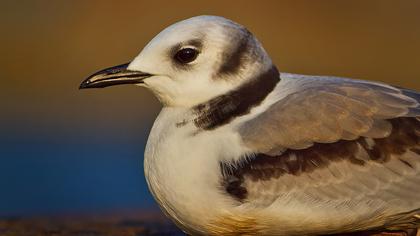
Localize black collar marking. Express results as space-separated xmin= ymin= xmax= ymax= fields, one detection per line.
xmin=192 ymin=66 xmax=280 ymax=130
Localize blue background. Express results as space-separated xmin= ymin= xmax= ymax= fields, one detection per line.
xmin=0 ymin=127 xmax=157 ymax=217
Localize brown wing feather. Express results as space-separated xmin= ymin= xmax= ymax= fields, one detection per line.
xmin=229 ymin=75 xmax=420 ymax=231
xmin=222 ymin=117 xmax=420 ymax=232
xmin=223 ymin=118 xmax=420 ymax=201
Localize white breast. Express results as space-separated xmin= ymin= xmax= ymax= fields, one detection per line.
xmin=143 ymin=107 xmax=246 ymax=234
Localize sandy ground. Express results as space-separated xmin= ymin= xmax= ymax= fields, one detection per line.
xmin=1 ymin=212 xmax=418 ymax=236
xmin=0 ymin=211 xmax=184 ymax=236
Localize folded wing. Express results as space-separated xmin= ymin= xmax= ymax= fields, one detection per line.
xmin=239 ymin=73 xmax=419 ymax=154
xmin=227 ymin=74 xmax=420 ymax=231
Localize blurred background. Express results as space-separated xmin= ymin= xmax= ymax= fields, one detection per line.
xmin=1 ymin=0 xmax=420 ymax=218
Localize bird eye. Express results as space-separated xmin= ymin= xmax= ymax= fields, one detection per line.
xmin=174 ymin=48 xmax=198 ymax=64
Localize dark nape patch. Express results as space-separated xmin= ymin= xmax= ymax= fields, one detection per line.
xmin=220 ymin=118 xmax=419 ymax=201
xmin=193 ymin=66 xmax=280 ymax=130
xmin=216 ymin=29 xmax=252 ymax=77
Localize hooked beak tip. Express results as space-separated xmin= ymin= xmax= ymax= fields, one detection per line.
xmin=79 ymin=79 xmax=93 ymax=90
xmin=79 ymin=63 xmax=152 ymax=89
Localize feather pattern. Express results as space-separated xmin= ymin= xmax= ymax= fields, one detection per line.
xmin=239 ymin=73 xmax=419 ymax=154
xmin=224 ymin=74 xmax=420 ymax=232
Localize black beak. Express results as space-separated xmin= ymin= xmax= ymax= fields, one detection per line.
xmin=79 ymin=63 xmax=152 ymax=89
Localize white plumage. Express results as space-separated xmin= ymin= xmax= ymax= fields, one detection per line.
xmin=81 ymin=15 xmax=420 ymax=236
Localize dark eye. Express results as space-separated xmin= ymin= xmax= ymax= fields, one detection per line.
xmin=174 ymin=48 xmax=198 ymax=64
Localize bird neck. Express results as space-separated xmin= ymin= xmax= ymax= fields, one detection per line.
xmin=191 ymin=65 xmax=280 ymax=130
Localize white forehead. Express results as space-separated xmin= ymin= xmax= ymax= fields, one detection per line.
xmin=149 ymin=15 xmax=242 ymax=48
xmin=128 ymin=16 xmax=245 ymax=72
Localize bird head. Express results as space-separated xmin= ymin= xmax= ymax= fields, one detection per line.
xmin=80 ymin=15 xmax=273 ymax=107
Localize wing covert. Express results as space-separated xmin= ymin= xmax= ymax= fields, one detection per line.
xmin=239 ymin=73 xmax=420 ymax=154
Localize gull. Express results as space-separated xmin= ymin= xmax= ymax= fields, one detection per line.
xmin=80 ymin=16 xmax=420 ymax=235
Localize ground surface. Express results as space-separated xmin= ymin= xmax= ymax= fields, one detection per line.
xmin=0 ymin=211 xmax=184 ymax=236
xmin=1 ymin=213 xmax=418 ymax=236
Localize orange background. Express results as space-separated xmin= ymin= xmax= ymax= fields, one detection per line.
xmin=2 ymin=0 xmax=420 ymax=134
xmin=1 ymin=0 xmax=419 ymax=216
